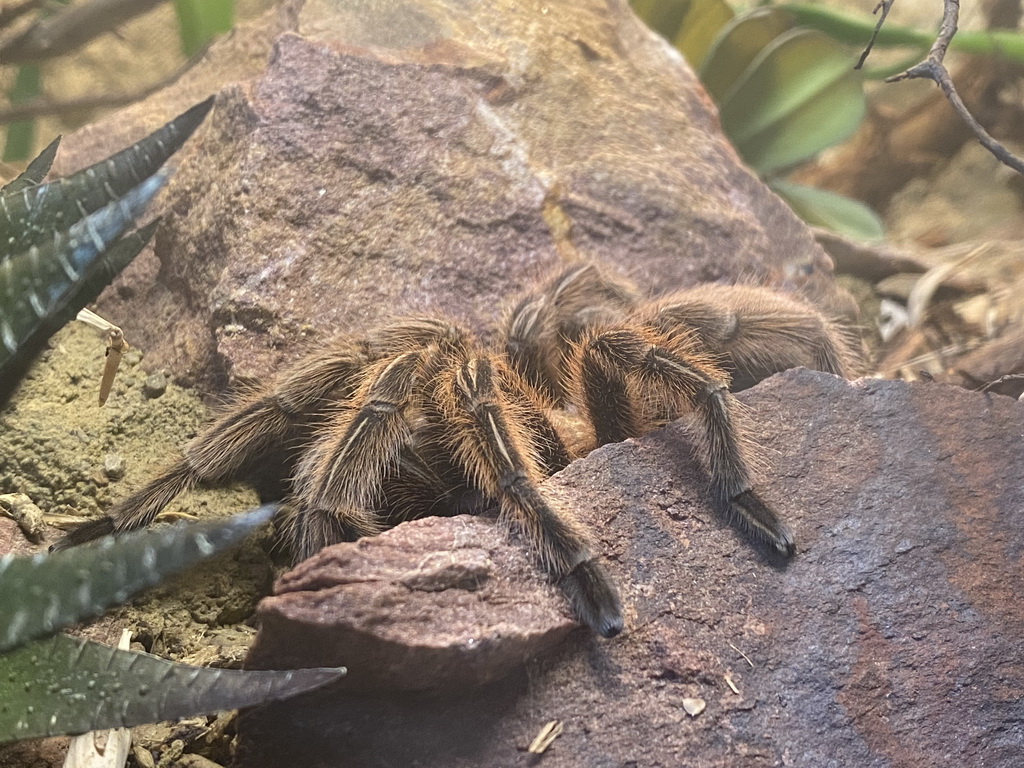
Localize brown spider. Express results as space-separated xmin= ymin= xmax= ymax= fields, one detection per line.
xmin=56 ymin=262 xmax=857 ymax=637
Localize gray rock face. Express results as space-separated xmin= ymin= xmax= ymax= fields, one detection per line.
xmin=240 ymin=371 xmax=1024 ymax=767
xmin=52 ymin=0 xmax=846 ymax=390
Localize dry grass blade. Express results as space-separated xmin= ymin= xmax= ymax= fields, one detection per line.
xmin=728 ymin=641 xmax=754 ymax=667
xmin=725 ymin=675 xmax=740 ymax=695
xmin=527 ymin=720 xmax=564 ymax=755
xmin=907 ymin=243 xmax=990 ymax=329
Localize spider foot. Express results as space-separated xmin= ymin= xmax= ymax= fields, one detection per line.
xmin=558 ymin=559 xmax=624 ymax=638
xmin=730 ymin=489 xmax=796 ymax=557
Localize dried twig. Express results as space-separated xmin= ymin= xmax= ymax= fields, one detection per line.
xmin=728 ymin=641 xmax=754 ymax=668
xmin=0 ymin=0 xmax=168 ymax=64
xmin=869 ymin=0 xmax=1024 ymax=176
xmin=0 ymin=0 xmax=46 ymax=32
xmin=979 ymin=372 xmax=1024 ymax=393
xmin=0 ymin=88 xmax=161 ymax=123
xmin=527 ymin=720 xmax=564 ymax=755
xmin=0 ymin=43 xmax=209 ymax=123
xmin=855 ymin=0 xmax=898 ymax=70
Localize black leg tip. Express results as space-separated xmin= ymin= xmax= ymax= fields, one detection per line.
xmin=731 ymin=490 xmax=797 ymax=559
xmin=774 ymin=524 xmax=797 ymax=558
xmin=559 ymin=559 xmax=625 ymax=638
xmin=49 ymin=516 xmax=117 ymax=552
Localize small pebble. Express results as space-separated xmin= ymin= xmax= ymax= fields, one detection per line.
xmin=681 ymin=697 xmax=706 ymax=717
xmin=103 ymin=454 xmax=127 ymax=480
xmin=143 ymin=372 xmax=168 ymax=399
xmin=133 ymin=745 xmax=157 ymax=768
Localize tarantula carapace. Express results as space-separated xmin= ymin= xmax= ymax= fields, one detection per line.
xmin=57 ymin=262 xmax=857 ymax=637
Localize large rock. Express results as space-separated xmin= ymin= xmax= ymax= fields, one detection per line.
xmin=239 ymin=371 xmax=1024 ymax=767
xmin=52 ymin=0 xmax=846 ymax=389
xmin=249 ymin=515 xmax=575 ymax=691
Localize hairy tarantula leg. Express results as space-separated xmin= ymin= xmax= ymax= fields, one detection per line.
xmin=290 ymin=351 xmax=427 ymax=561
xmin=647 ymin=286 xmax=859 ymax=388
xmin=440 ymin=355 xmax=623 ymax=638
xmin=576 ymin=327 xmax=795 ymax=557
xmin=52 ymin=342 xmax=370 ymax=551
xmin=518 ymin=402 xmax=574 ymax=476
xmin=51 ymin=464 xmax=194 ymax=550
xmin=504 ymin=263 xmax=640 ymax=403
xmin=497 ymin=367 xmax=573 ymax=475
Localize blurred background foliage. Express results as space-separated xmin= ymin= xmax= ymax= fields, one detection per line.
xmin=2 ymin=0 xmax=1022 ymax=245
xmin=631 ymin=0 xmax=1024 ymax=244
xmin=634 ymin=0 xmax=875 ymax=238
xmin=0 ymin=0 xmax=261 ymax=164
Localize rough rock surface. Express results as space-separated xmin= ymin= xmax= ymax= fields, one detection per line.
xmin=239 ymin=371 xmax=1024 ymax=767
xmin=52 ymin=0 xmax=846 ymax=389
xmin=249 ymin=515 xmax=575 ymax=691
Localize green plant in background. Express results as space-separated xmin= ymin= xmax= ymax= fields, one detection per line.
xmin=174 ymin=0 xmax=234 ymax=57
xmin=783 ymin=3 xmax=1024 ymax=76
xmin=0 ymin=506 xmax=344 ymax=743
xmin=0 ymin=0 xmax=236 ymax=161
xmin=632 ymin=0 xmax=883 ymax=240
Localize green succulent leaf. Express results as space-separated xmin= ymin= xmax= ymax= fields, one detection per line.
xmin=630 ymin=0 xmax=700 ymax=43
xmin=699 ymin=8 xmax=793 ymax=101
xmin=0 ymin=97 xmax=213 ymax=406
xmin=770 ymin=179 xmax=884 ymax=241
xmin=174 ymin=0 xmax=234 ymax=57
xmin=0 ymin=633 xmax=344 ymax=743
xmin=719 ymin=28 xmax=865 ymax=175
xmin=671 ymin=0 xmax=734 ymax=68
xmin=1 ymin=136 xmax=60 ymax=196
xmin=630 ymin=0 xmax=734 ymax=68
xmin=0 ymin=506 xmax=277 ymax=654
xmin=0 ymin=181 xmax=163 ymax=404
xmin=781 ymin=3 xmax=1024 ymax=65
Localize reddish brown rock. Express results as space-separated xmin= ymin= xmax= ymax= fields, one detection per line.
xmin=248 ymin=515 xmax=574 ymax=691
xmin=50 ymin=0 xmax=847 ymax=390
xmin=239 ymin=371 xmax=1024 ymax=767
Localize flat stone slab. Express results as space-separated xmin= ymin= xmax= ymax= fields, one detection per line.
xmin=248 ymin=515 xmax=574 ymax=691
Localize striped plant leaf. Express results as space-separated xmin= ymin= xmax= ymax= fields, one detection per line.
xmin=0 ymin=97 xmax=213 ymax=405
xmin=0 ymin=135 xmax=60 ymax=196
xmin=0 ymin=633 xmax=344 ymax=743
xmin=0 ymin=96 xmax=213 ymax=256
xmin=0 ymin=506 xmax=277 ymax=654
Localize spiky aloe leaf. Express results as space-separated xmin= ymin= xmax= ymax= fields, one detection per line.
xmin=0 ymin=633 xmax=344 ymax=743
xmin=0 ymin=178 xmax=163 ymax=404
xmin=0 ymin=506 xmax=278 ymax=654
xmin=0 ymin=96 xmax=213 ymax=256
xmin=0 ymin=136 xmax=60 ymax=196
xmin=0 ymin=219 xmax=157 ymax=406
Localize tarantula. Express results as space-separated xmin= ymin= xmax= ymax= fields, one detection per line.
xmin=57 ymin=262 xmax=857 ymax=637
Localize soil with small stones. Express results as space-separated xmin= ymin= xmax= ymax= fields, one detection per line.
xmin=0 ymin=324 xmax=272 ymax=768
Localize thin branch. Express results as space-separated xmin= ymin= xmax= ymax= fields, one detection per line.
xmin=0 ymin=89 xmax=157 ymax=122
xmin=0 ymin=0 xmax=46 ymax=33
xmin=0 ymin=0 xmax=168 ymax=64
xmin=0 ymin=44 xmax=210 ymax=123
xmin=880 ymin=0 xmax=1024 ymax=176
xmin=856 ymin=0 xmax=898 ymax=70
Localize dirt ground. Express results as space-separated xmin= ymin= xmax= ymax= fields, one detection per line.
xmin=0 ymin=323 xmax=272 ymax=767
